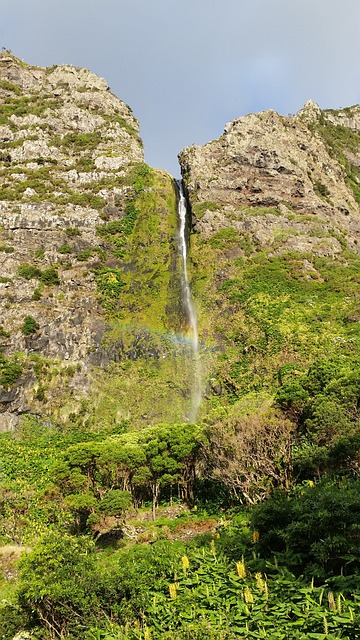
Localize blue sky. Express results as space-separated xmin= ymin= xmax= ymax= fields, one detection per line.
xmin=2 ymin=0 xmax=360 ymax=175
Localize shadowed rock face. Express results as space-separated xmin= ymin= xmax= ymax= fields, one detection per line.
xmin=179 ymin=100 xmax=360 ymax=256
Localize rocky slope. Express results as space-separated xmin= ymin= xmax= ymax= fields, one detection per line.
xmin=179 ymin=100 xmax=360 ymax=255
xmin=0 ymin=54 xmax=186 ymax=430
xmin=179 ymin=100 xmax=360 ymax=418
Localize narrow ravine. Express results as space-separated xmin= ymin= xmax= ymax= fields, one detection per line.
xmin=176 ymin=180 xmax=202 ymax=422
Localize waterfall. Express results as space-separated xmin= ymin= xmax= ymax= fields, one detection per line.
xmin=176 ymin=180 xmax=202 ymax=422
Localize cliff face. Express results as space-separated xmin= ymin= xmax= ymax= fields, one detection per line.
xmin=179 ymin=100 xmax=360 ymax=255
xmin=179 ymin=101 xmax=360 ymax=418
xmin=2 ymin=54 xmax=360 ymax=431
xmin=0 ymin=55 xmax=187 ymax=430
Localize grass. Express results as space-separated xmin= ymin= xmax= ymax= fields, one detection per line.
xmin=0 ymin=94 xmax=59 ymax=125
xmin=192 ymin=200 xmax=219 ymax=218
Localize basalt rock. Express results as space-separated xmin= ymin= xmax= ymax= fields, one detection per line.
xmin=0 ymin=54 xmax=181 ymax=429
xmin=179 ymin=101 xmax=360 ymax=416
xmin=179 ymin=100 xmax=360 ymax=256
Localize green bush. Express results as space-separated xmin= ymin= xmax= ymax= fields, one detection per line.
xmin=17 ymin=264 xmax=42 ymax=280
xmin=16 ymin=532 xmax=99 ymax=638
xmin=251 ymin=477 xmax=360 ymax=584
xmin=0 ymin=79 xmax=22 ymax=95
xmin=58 ymin=244 xmax=72 ymax=254
xmin=22 ymin=316 xmax=39 ymax=336
xmin=0 ymin=353 xmax=22 ymax=386
xmin=76 ymin=249 xmax=93 ymax=261
xmin=0 ymin=244 xmax=15 ymax=253
xmin=32 ymin=287 xmax=42 ymax=301
xmin=314 ymin=180 xmax=330 ymax=198
xmin=39 ymin=266 xmax=60 ymax=285
xmin=0 ymin=325 xmax=10 ymax=338
xmin=65 ymin=226 xmax=81 ymax=237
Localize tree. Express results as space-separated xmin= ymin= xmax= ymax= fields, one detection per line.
xmin=17 ymin=532 xmax=98 ymax=638
xmin=204 ymin=413 xmax=295 ymax=504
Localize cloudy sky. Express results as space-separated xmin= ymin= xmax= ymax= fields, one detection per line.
xmin=2 ymin=0 xmax=360 ymax=175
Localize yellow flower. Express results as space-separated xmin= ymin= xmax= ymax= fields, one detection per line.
xmin=236 ymin=557 xmax=246 ymax=578
xmin=328 ymin=591 xmax=336 ymax=611
xmin=323 ymin=616 xmax=329 ymax=635
xmin=255 ymin=572 xmax=265 ymax=592
xmin=144 ymin=628 xmax=152 ymax=640
xmin=169 ymin=583 xmax=177 ymax=600
xmin=337 ymin=594 xmax=342 ymax=613
xmin=243 ymin=586 xmax=254 ymax=604
xmin=181 ymin=555 xmax=190 ymax=573
xmin=252 ymin=530 xmax=260 ymax=543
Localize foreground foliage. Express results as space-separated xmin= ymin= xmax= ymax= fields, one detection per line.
xmin=2 ymin=526 xmax=360 ymax=639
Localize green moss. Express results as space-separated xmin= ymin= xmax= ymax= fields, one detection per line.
xmin=314 ymin=116 xmax=360 ymax=203
xmin=0 ymin=94 xmax=58 ymax=125
xmin=192 ymin=201 xmax=219 ymax=218
xmin=190 ymin=219 xmax=360 ymax=409
xmin=53 ymin=131 xmax=102 ymax=151
xmin=58 ymin=244 xmax=72 ymax=254
xmin=17 ymin=264 xmax=60 ymax=285
xmin=313 ymin=180 xmax=330 ymax=198
xmin=65 ymin=227 xmax=81 ymax=238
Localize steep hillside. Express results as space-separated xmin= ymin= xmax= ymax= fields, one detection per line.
xmin=0 ymin=54 xmax=190 ymax=430
xmin=179 ymin=100 xmax=360 ymax=424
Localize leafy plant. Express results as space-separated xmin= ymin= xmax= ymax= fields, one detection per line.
xmin=21 ymin=316 xmax=39 ymax=336
xmin=0 ymin=353 xmax=22 ymax=386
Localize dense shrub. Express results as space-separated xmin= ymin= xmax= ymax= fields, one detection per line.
xmin=21 ymin=315 xmax=39 ymax=336
xmin=251 ymin=477 xmax=360 ymax=584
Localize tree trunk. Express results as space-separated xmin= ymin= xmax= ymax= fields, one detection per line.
xmin=151 ymin=481 xmax=160 ymax=521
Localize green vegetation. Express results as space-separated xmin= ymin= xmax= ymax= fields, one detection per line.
xmin=314 ymin=115 xmax=360 ymax=203
xmin=314 ymin=180 xmax=330 ymax=198
xmin=58 ymin=243 xmax=72 ymax=254
xmin=0 ymin=352 xmax=22 ymax=386
xmin=2 ymin=416 xmax=360 ymax=638
xmin=192 ymin=200 xmax=219 ymax=218
xmin=0 ymin=79 xmax=22 ymax=95
xmin=3 ymin=77 xmax=360 ymax=639
xmin=21 ymin=316 xmax=39 ymax=336
xmin=0 ymin=528 xmax=357 ymax=639
xmin=65 ymin=226 xmax=81 ymax=237
xmin=53 ymin=130 xmax=102 ymax=151
xmin=0 ymin=93 xmax=59 ymax=125
xmin=17 ymin=264 xmax=60 ymax=285
xmin=0 ymin=325 xmax=10 ymax=338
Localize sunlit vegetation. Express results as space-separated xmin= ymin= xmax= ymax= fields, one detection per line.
xmin=17 ymin=264 xmax=60 ymax=285
xmin=2 ymin=67 xmax=360 ymax=639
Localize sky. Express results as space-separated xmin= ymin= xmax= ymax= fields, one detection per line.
xmin=1 ymin=0 xmax=360 ymax=175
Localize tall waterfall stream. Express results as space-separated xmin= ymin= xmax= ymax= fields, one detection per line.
xmin=177 ymin=180 xmax=202 ymax=422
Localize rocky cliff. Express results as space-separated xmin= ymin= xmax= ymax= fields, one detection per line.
xmin=179 ymin=100 xmax=360 ymax=419
xmin=1 ymin=53 xmax=360 ymax=432
xmin=179 ymin=100 xmax=360 ymax=254
xmin=0 ymin=54 xmax=188 ymax=430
